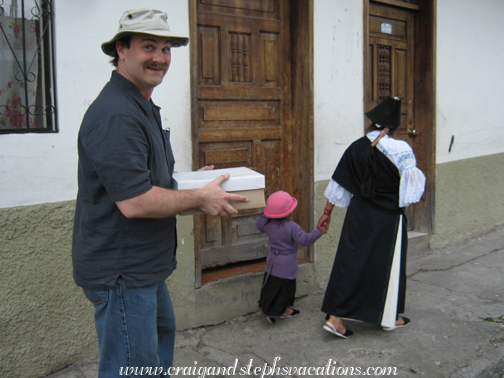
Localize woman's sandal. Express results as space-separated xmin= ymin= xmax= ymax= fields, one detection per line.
xmin=382 ymin=316 xmax=411 ymax=331
xmin=323 ymin=321 xmax=353 ymax=338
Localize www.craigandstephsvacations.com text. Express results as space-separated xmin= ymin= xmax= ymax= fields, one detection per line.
xmin=119 ymin=357 xmax=399 ymax=377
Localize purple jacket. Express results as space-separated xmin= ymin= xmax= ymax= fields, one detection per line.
xmin=256 ymin=213 xmax=323 ymax=280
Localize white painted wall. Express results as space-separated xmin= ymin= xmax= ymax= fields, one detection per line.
xmin=2 ymin=1 xmax=504 ymax=208
xmin=436 ymin=0 xmax=504 ymax=164
xmin=0 ymin=1 xmax=191 ymax=208
xmin=314 ymin=0 xmax=364 ymax=182
xmin=314 ymin=0 xmax=504 ymax=174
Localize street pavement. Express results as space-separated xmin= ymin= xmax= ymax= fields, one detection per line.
xmin=44 ymin=226 xmax=504 ymax=378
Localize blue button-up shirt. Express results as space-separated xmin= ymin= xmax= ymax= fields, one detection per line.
xmin=72 ymin=71 xmax=177 ymax=290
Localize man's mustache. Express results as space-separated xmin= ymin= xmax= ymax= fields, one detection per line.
xmin=146 ymin=63 xmax=168 ymax=70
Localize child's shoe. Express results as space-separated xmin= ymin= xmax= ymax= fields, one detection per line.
xmin=280 ymin=308 xmax=300 ymax=318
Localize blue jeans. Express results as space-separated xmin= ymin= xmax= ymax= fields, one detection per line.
xmin=83 ymin=277 xmax=176 ymax=378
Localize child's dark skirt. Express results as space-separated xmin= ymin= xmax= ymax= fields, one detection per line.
xmin=258 ymin=272 xmax=296 ymax=317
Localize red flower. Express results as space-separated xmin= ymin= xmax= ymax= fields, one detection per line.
xmin=6 ymin=103 xmax=24 ymax=127
xmin=8 ymin=82 xmax=12 ymax=88
xmin=12 ymin=96 xmax=22 ymax=106
xmin=13 ymin=22 xmax=20 ymax=35
xmin=11 ymin=113 xmax=24 ymax=127
xmin=19 ymin=82 xmax=25 ymax=88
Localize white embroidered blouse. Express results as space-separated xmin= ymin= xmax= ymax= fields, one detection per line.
xmin=325 ymin=130 xmax=426 ymax=209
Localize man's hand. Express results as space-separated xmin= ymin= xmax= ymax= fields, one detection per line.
xmin=197 ymin=165 xmax=214 ymax=171
xmin=116 ymin=171 xmax=249 ymax=218
xmin=198 ymin=173 xmax=249 ymax=216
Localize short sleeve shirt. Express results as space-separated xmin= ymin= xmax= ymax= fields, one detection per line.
xmin=72 ymin=71 xmax=177 ymax=290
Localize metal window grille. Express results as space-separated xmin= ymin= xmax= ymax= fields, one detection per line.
xmin=0 ymin=0 xmax=57 ymax=133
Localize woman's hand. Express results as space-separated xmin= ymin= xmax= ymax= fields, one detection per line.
xmin=317 ymin=201 xmax=334 ymax=231
xmin=317 ymin=213 xmax=331 ymax=232
xmin=318 ymin=222 xmax=328 ymax=234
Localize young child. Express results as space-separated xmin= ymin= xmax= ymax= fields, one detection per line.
xmin=257 ymin=190 xmax=327 ymax=324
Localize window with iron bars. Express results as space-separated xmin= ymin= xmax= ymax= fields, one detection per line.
xmin=0 ymin=0 xmax=57 ymax=133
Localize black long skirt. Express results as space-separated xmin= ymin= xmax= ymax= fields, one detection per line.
xmin=321 ymin=197 xmax=407 ymax=328
xmin=258 ymin=273 xmax=296 ymax=317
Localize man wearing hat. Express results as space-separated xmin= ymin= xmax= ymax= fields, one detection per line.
xmin=317 ymin=97 xmax=426 ymax=338
xmin=72 ymin=8 xmax=248 ymax=376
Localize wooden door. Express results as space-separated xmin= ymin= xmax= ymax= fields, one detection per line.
xmin=366 ymin=3 xmax=415 ymax=148
xmin=192 ymin=0 xmax=294 ymax=273
xmin=365 ymin=2 xmax=421 ymax=231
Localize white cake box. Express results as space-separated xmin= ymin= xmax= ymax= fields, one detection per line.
xmin=172 ymin=167 xmax=266 ymax=215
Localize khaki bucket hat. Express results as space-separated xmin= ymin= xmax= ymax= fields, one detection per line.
xmin=101 ymin=8 xmax=189 ymax=56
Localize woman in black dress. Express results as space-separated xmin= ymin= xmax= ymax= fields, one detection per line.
xmin=317 ymin=97 xmax=426 ymax=338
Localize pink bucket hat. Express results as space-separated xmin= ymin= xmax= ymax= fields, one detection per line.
xmin=264 ymin=191 xmax=298 ymax=219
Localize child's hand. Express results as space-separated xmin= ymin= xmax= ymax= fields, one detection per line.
xmin=318 ymin=223 xmax=328 ymax=234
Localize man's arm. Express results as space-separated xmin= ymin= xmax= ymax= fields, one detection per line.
xmin=116 ymin=173 xmax=249 ymax=218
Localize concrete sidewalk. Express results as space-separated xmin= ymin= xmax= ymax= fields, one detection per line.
xmin=44 ymin=227 xmax=504 ymax=378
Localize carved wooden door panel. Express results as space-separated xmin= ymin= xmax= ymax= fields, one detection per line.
xmin=193 ymin=0 xmax=292 ymax=270
xmin=366 ymin=2 xmax=418 ymax=230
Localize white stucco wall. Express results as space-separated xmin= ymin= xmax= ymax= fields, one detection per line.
xmin=313 ymin=0 xmax=504 ymax=177
xmin=0 ymin=1 xmax=191 ymax=209
xmin=2 ymin=1 xmax=504 ymax=208
xmin=313 ymin=0 xmax=364 ymax=182
xmin=436 ymin=0 xmax=504 ymax=164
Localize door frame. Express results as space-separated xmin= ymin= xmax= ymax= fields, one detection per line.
xmin=189 ymin=0 xmax=314 ymax=287
xmin=364 ymin=0 xmax=436 ymax=234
